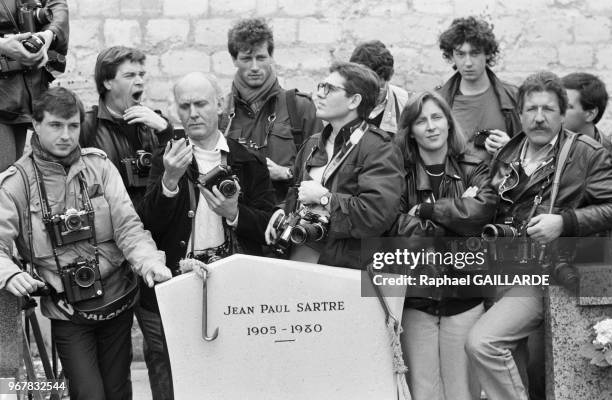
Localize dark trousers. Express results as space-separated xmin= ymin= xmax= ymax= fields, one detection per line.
xmin=136 ymin=306 xmax=174 ymax=400
xmin=0 ymin=123 xmax=27 ymax=171
xmin=51 ymin=309 xmax=134 ymax=400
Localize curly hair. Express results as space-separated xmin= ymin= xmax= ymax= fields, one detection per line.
xmin=562 ymin=72 xmax=609 ymax=124
xmin=349 ymin=40 xmax=394 ymax=82
xmin=227 ymin=18 xmax=274 ymax=59
xmin=438 ymin=16 xmax=499 ymax=67
xmin=397 ymin=91 xmax=467 ymax=165
xmin=518 ymin=71 xmax=568 ymax=115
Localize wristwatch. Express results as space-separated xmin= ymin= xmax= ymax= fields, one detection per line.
xmin=286 ymin=167 xmax=294 ymax=180
xmin=320 ymin=193 xmax=331 ymax=206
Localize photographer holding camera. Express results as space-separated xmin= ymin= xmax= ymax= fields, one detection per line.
xmin=80 ymin=46 xmax=173 ymax=209
xmin=138 ymin=72 xmax=275 ymax=399
xmin=0 ymin=87 xmax=171 ymax=400
xmin=465 ymin=72 xmax=612 ymax=400
xmin=392 ymin=91 xmax=497 ymax=400
xmin=0 ymin=0 xmax=68 ymax=171
xmin=265 ymin=61 xmax=405 ymax=268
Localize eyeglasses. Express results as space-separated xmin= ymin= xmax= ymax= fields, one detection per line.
xmin=317 ymin=82 xmax=346 ymax=97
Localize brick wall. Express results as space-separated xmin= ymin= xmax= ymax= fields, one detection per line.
xmin=60 ymin=0 xmax=612 ymax=131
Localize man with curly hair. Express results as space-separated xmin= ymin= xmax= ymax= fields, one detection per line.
xmin=437 ymin=16 xmax=521 ymax=162
xmin=220 ymin=18 xmax=320 ymax=204
xmin=349 ymin=40 xmax=410 ymax=136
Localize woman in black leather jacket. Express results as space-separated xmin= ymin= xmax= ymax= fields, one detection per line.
xmin=394 ymin=91 xmax=497 ymax=400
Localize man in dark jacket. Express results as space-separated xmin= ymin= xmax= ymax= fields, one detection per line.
xmin=220 ymin=18 xmax=320 ymax=203
xmin=80 ymin=46 xmax=173 ymax=209
xmin=465 ymin=71 xmax=612 ymax=400
xmin=265 ymin=61 xmax=405 ymax=268
xmin=138 ymin=71 xmax=275 ymax=400
xmin=562 ymin=72 xmax=612 ymax=152
xmin=437 ymin=16 xmax=521 ymax=162
xmin=0 ymin=0 xmax=69 ymax=171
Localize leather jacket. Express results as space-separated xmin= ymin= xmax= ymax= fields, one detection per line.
xmin=0 ymin=0 xmax=69 ymax=124
xmin=491 ymin=129 xmax=612 ymax=236
xmin=79 ymin=99 xmax=173 ymax=208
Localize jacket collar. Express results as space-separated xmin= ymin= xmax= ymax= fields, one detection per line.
xmin=97 ymin=98 xmax=124 ymax=123
xmin=31 ymin=149 xmax=86 ymax=183
xmin=413 ymin=155 xmax=463 ymax=191
xmin=439 ymin=68 xmax=516 ymax=111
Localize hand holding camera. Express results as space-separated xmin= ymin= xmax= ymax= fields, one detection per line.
xmin=526 ymin=213 xmax=564 ymax=244
xmin=0 ymin=33 xmax=42 ymax=66
xmin=162 ymin=138 xmax=193 ymax=191
xmin=5 ymin=271 xmax=47 ymax=297
xmin=198 ymin=167 xmax=240 ymax=221
xmin=481 ymin=129 xmax=510 ymax=155
xmin=124 ymin=105 xmax=169 ymax=132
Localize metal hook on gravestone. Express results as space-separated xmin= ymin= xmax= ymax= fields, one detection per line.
xmin=180 ymin=258 xmax=219 ymax=341
xmin=199 ymin=264 xmax=219 ymax=341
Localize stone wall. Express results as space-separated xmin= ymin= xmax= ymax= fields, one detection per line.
xmin=60 ymin=0 xmax=612 ymax=130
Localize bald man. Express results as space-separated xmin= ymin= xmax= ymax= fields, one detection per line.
xmin=137 ymin=72 xmax=275 ymax=399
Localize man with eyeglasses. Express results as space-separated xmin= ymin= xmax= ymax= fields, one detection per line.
xmin=138 ymin=71 xmax=275 ymax=399
xmin=437 ymin=16 xmax=521 ymax=162
xmin=220 ymin=18 xmax=320 ymax=204
xmin=265 ymin=61 xmax=404 ymax=268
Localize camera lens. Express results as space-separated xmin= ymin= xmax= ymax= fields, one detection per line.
xmin=465 ymin=237 xmax=482 ymax=251
xmin=482 ymin=224 xmax=518 ymax=241
xmin=34 ymin=7 xmax=53 ymax=26
xmin=64 ymin=213 xmax=82 ymax=231
xmin=553 ymin=262 xmax=579 ymax=290
xmin=74 ymin=265 xmax=96 ymax=288
xmin=290 ymin=225 xmax=308 ymax=244
xmin=219 ymin=180 xmax=237 ymax=197
xmin=136 ymin=152 xmax=153 ymax=170
xmin=22 ymin=35 xmax=44 ymax=53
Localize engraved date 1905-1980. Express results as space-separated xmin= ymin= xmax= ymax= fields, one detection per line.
xmin=247 ymin=324 xmax=323 ymax=336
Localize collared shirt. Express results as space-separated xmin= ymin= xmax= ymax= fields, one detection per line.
xmin=162 ymin=132 xmax=238 ymax=254
xmin=519 ymin=133 xmax=559 ymax=176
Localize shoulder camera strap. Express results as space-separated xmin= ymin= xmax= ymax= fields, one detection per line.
xmin=13 ymin=163 xmax=36 ymax=274
xmin=321 ymin=121 xmax=368 ymax=186
xmin=548 ymin=131 xmax=577 ymax=213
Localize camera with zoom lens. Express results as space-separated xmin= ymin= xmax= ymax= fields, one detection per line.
xmin=481 ymin=222 xmax=540 ymax=264
xmin=271 ymin=208 xmax=329 ymax=255
xmin=17 ymin=0 xmax=53 ymax=52
xmin=59 ymin=257 xmax=104 ymax=305
xmin=198 ymin=165 xmax=239 ymax=198
xmin=46 ymin=208 xmax=93 ymax=247
xmin=121 ymin=150 xmax=153 ymax=188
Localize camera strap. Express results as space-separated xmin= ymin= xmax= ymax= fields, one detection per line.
xmin=321 ymin=121 xmax=367 ymax=186
xmin=13 ymin=163 xmax=37 ymax=277
xmin=548 ymin=131 xmax=577 ymax=213
xmin=30 ymin=158 xmax=100 ymax=271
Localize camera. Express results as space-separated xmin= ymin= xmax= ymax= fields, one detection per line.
xmin=46 ymin=208 xmax=93 ymax=247
xmin=59 ymin=257 xmax=104 ymax=305
xmin=541 ymin=254 xmax=579 ymax=291
xmin=473 ymin=130 xmax=492 ymax=149
xmin=271 ymin=211 xmax=301 ymax=255
xmin=271 ymin=208 xmax=329 ymax=255
xmin=21 ymin=34 xmax=44 ymax=53
xmin=482 ymin=223 xmax=519 ymax=241
xmin=481 ymin=223 xmax=539 ymax=264
xmin=121 ymin=150 xmax=153 ymax=188
xmin=289 ymin=211 xmax=329 ymax=245
xmin=198 ymin=165 xmax=239 ymax=198
xmin=17 ymin=0 xmax=52 ymax=33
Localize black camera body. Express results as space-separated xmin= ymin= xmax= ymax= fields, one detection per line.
xmin=271 ymin=208 xmax=329 ymax=255
xmin=17 ymin=0 xmax=52 ymax=52
xmin=59 ymin=257 xmax=104 ymax=305
xmin=46 ymin=208 xmax=94 ymax=247
xmin=481 ymin=223 xmax=541 ymax=264
xmin=473 ymin=130 xmax=492 ymax=149
xmin=198 ymin=165 xmax=238 ymax=198
xmin=121 ymin=150 xmax=153 ymax=188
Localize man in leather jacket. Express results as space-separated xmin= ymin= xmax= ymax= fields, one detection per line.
xmin=80 ymin=46 xmax=173 ymax=209
xmin=0 ymin=0 xmax=69 ymax=171
xmin=465 ymin=71 xmax=612 ymax=400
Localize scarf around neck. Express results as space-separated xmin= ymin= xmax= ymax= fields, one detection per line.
xmin=232 ymin=68 xmax=279 ymax=113
xmin=31 ymin=133 xmax=81 ymax=168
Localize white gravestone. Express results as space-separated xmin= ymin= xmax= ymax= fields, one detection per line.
xmin=156 ymin=254 xmax=405 ymax=400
